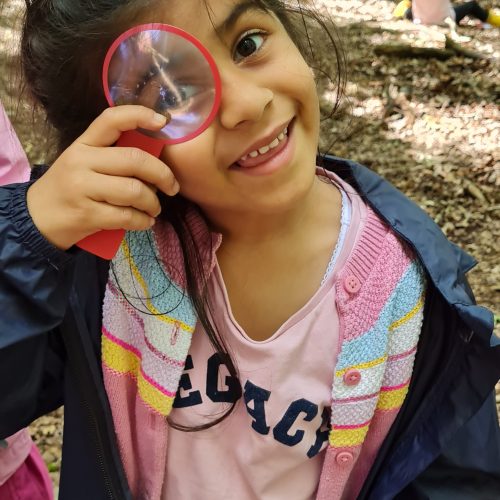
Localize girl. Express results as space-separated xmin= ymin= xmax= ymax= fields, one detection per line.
xmin=0 ymin=1 xmax=499 ymax=499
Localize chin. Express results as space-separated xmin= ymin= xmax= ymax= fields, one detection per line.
xmin=251 ymin=167 xmax=317 ymax=214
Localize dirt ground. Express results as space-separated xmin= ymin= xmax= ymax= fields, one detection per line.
xmin=1 ymin=0 xmax=498 ymax=490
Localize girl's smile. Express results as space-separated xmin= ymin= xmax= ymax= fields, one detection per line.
xmin=229 ymin=118 xmax=293 ymax=175
xmin=234 ymin=119 xmax=290 ymax=166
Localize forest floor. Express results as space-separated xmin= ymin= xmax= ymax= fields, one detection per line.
xmin=1 ymin=0 xmax=498 ymax=491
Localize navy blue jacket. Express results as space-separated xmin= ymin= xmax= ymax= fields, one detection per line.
xmin=1 ymin=156 xmax=499 ymax=499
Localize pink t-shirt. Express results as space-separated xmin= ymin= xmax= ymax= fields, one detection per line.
xmin=0 ymin=101 xmax=30 ymax=185
xmin=412 ymin=0 xmax=455 ymax=24
xmin=164 ymin=173 xmax=366 ymax=499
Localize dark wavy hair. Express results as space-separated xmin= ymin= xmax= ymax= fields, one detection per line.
xmin=21 ymin=0 xmax=346 ymax=431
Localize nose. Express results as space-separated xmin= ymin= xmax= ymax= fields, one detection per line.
xmin=218 ymin=66 xmax=274 ymax=130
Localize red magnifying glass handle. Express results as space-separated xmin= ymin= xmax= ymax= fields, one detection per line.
xmin=76 ymin=130 xmax=164 ymax=260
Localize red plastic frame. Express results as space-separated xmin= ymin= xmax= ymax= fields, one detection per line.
xmin=102 ymin=23 xmax=222 ymax=145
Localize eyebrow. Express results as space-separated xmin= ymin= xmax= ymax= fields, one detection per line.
xmin=214 ymin=1 xmax=269 ymax=36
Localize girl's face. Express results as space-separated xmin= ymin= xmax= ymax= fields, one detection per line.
xmin=153 ymin=0 xmax=320 ymax=219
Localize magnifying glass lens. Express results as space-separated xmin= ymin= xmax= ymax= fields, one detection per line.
xmin=104 ymin=25 xmax=220 ymax=143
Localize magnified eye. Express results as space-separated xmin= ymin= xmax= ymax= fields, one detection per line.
xmin=137 ymin=69 xmax=199 ymax=112
xmin=175 ymin=84 xmax=198 ymax=102
xmin=155 ymin=82 xmax=199 ymax=110
xmin=158 ymin=83 xmax=182 ymax=107
xmin=234 ymin=31 xmax=266 ymax=62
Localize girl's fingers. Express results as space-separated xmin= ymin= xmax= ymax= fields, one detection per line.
xmin=81 ymin=146 xmax=179 ymax=196
xmin=89 ymin=201 xmax=156 ymax=232
xmin=26 ymin=106 xmax=178 ymax=250
xmin=25 ymin=106 xmax=179 ymax=251
xmin=78 ymin=105 xmax=168 ymax=148
xmin=87 ymin=173 xmax=162 ymax=218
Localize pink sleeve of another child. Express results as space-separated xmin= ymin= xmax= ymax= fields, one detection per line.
xmin=0 ymin=430 xmax=32 ymax=486
xmin=0 ymin=101 xmax=30 ymax=185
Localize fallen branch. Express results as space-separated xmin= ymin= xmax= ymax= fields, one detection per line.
xmin=374 ymin=43 xmax=455 ymax=60
xmin=374 ymin=37 xmax=484 ymax=60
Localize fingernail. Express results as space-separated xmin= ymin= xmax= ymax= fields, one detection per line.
xmin=153 ymin=112 xmax=167 ymax=125
xmin=172 ymin=181 xmax=180 ymax=195
xmin=149 ymin=217 xmax=156 ymax=226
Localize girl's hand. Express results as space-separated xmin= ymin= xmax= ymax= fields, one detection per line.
xmin=27 ymin=106 xmax=179 ymax=250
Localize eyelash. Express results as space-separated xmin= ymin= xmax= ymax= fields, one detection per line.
xmin=232 ymin=29 xmax=268 ymax=62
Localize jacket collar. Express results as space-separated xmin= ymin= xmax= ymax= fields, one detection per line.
xmin=318 ymin=155 xmax=495 ymax=346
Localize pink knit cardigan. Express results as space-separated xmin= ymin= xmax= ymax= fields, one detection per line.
xmin=102 ymin=200 xmax=426 ymax=499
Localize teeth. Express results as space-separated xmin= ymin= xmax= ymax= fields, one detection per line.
xmin=240 ymin=126 xmax=289 ymax=162
xmin=269 ymin=138 xmax=280 ymax=149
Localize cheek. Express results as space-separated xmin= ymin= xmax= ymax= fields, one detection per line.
xmin=160 ymin=127 xmax=211 ymax=172
xmin=160 ymin=144 xmax=200 ymax=194
xmin=304 ymin=76 xmax=320 ymax=123
xmin=159 ymin=131 xmax=221 ymax=195
xmin=276 ymin=43 xmax=320 ymax=118
xmin=291 ymin=64 xmax=320 ymax=137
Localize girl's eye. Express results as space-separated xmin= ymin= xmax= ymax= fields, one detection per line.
xmin=136 ymin=69 xmax=199 ymax=111
xmin=234 ymin=31 xmax=266 ymax=61
xmin=159 ymin=83 xmax=194 ymax=104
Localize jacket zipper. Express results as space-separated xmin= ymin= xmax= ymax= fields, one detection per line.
xmin=63 ymin=291 xmax=129 ymax=499
xmin=78 ymin=383 xmax=116 ymax=499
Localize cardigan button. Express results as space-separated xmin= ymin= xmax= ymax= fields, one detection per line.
xmin=336 ymin=451 xmax=354 ymax=466
xmin=343 ymin=275 xmax=361 ymax=294
xmin=343 ymin=369 xmax=361 ymax=386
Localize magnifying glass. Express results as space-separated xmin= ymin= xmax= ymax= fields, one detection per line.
xmin=77 ymin=23 xmax=221 ymax=259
